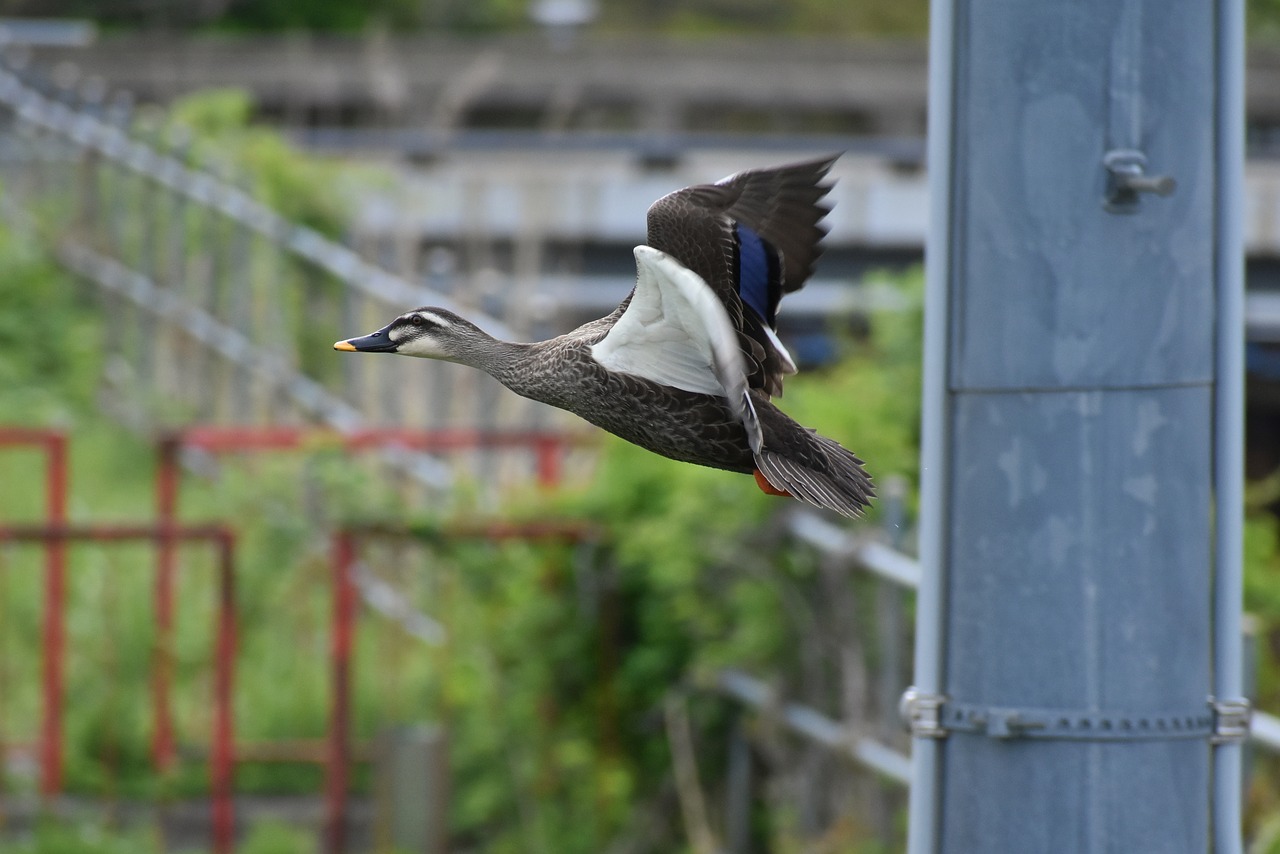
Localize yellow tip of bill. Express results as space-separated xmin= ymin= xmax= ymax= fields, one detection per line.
xmin=333 ymin=340 xmax=356 ymax=352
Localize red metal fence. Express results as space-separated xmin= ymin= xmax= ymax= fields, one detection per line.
xmin=0 ymin=428 xmax=68 ymax=798
xmin=0 ymin=523 xmax=238 ymax=854
xmin=324 ymin=520 xmax=599 ymax=854
xmin=0 ymin=425 xmax=592 ymax=852
xmin=151 ymin=426 xmax=590 ymax=772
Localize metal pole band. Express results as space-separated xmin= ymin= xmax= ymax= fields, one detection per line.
xmin=901 ymin=692 xmax=1251 ymax=745
xmin=939 ymin=702 xmax=1215 ymax=741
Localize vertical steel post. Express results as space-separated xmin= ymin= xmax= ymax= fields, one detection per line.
xmin=1213 ymin=0 xmax=1247 ymax=849
xmin=911 ymin=0 xmax=1236 ymax=850
xmin=39 ymin=432 xmax=67 ymax=799
xmin=907 ymin=0 xmax=957 ymax=845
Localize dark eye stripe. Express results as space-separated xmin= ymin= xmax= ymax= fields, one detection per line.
xmin=395 ymin=311 xmax=452 ymax=333
xmin=414 ymin=311 xmax=452 ymax=329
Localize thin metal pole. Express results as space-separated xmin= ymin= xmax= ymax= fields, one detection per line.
xmin=907 ymin=0 xmax=957 ymax=849
xmin=212 ymin=533 xmax=237 ymax=854
xmin=39 ymin=432 xmax=68 ymax=799
xmin=724 ymin=715 xmax=753 ymax=854
xmin=1213 ymin=0 xmax=1246 ymax=849
xmin=326 ymin=531 xmax=357 ymax=854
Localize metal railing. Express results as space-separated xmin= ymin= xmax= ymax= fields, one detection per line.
xmin=672 ymin=491 xmax=917 ymax=852
xmin=0 ymin=52 xmax=573 ymax=497
xmin=777 ymin=502 xmax=1280 ymax=787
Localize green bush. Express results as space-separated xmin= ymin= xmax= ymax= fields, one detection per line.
xmin=239 ymin=820 xmax=314 ymax=854
xmin=0 ymin=822 xmax=163 ymax=854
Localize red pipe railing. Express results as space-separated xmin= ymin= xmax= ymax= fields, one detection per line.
xmin=323 ymin=520 xmax=599 ymax=854
xmin=0 ymin=523 xmax=237 ymax=854
xmin=326 ymin=531 xmax=358 ymax=854
xmin=147 ymin=426 xmax=598 ymax=853
xmin=171 ymin=426 xmax=591 ymax=489
xmin=152 ymin=425 xmax=591 ymax=776
xmin=0 ymin=425 xmax=598 ymax=850
xmin=0 ymin=428 xmax=69 ymax=798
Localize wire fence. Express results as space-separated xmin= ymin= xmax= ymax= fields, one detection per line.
xmin=0 ymin=50 xmax=577 ymax=495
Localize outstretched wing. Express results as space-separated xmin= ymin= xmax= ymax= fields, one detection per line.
xmin=591 ymin=246 xmax=762 ymax=452
xmin=644 ymin=155 xmax=837 ymax=397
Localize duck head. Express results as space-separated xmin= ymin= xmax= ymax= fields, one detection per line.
xmin=334 ymin=308 xmax=486 ymax=361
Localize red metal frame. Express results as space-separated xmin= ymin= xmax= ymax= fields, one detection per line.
xmin=171 ymin=426 xmax=589 ymax=489
xmin=324 ymin=520 xmax=598 ymax=854
xmin=0 ymin=523 xmax=237 ymax=854
xmin=327 ymin=531 xmax=357 ymax=854
xmin=0 ymin=428 xmax=69 ymax=798
xmin=152 ymin=425 xmax=590 ymax=772
xmin=0 ymin=424 xmax=589 ymax=850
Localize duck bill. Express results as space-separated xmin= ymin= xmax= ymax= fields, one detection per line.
xmin=333 ymin=324 xmax=397 ymax=353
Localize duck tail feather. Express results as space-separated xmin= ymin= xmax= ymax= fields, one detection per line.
xmin=755 ymin=437 xmax=875 ymax=518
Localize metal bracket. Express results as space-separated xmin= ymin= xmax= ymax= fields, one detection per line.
xmin=1103 ymin=148 xmax=1177 ymax=214
xmin=900 ymin=687 xmax=948 ymax=739
xmin=1210 ymin=697 xmax=1252 ymax=744
xmin=901 ymin=692 xmax=1227 ymax=742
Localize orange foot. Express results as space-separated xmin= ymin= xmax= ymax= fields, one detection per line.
xmin=754 ymin=468 xmax=792 ymax=498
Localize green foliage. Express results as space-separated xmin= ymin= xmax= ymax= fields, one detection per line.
xmin=0 ymin=822 xmax=163 ymax=854
xmin=238 ymin=820 xmax=315 ymax=854
xmin=209 ymin=0 xmax=527 ymax=33
xmin=1253 ymin=0 xmax=1280 ymax=41
xmin=419 ymin=273 xmax=926 ymax=850
xmin=0 ymin=215 xmax=101 ymax=420
xmin=1246 ymin=482 xmax=1280 ymax=706
xmin=156 ymin=88 xmax=390 ymax=387
xmin=0 ymin=818 xmax=317 ymax=854
xmin=613 ymin=0 xmax=928 ymax=37
xmin=165 ymin=90 xmax=355 ymax=238
xmin=784 ymin=271 xmax=923 ymax=494
xmin=0 ymin=222 xmax=924 ymax=850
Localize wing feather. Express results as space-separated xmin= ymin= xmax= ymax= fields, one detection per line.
xmin=643 ymin=155 xmax=837 ymax=398
xmin=592 ymin=246 xmax=762 ymax=451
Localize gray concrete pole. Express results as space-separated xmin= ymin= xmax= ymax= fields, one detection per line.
xmin=908 ymin=0 xmax=1246 ymax=851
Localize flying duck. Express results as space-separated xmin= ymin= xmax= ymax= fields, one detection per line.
xmin=334 ymin=156 xmax=873 ymax=517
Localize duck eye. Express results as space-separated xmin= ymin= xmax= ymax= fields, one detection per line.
xmin=410 ymin=315 xmax=424 ymax=327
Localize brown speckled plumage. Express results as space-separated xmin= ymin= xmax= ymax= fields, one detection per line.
xmin=336 ymin=156 xmax=874 ymax=517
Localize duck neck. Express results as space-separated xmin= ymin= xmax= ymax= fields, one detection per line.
xmin=462 ymin=337 xmax=542 ymax=390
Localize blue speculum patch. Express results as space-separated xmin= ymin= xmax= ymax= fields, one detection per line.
xmin=735 ymin=223 xmax=772 ymax=321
